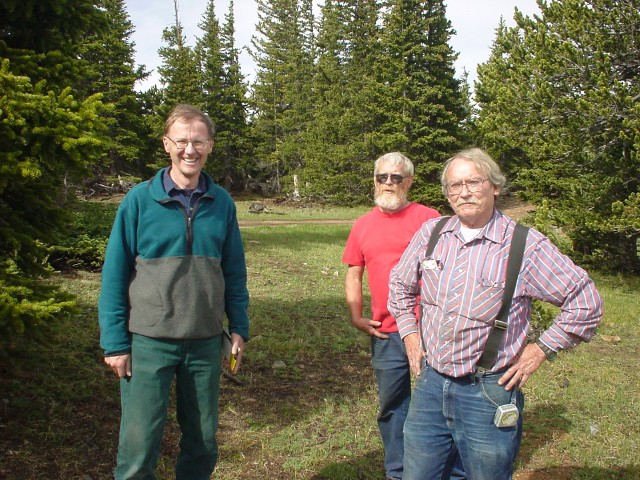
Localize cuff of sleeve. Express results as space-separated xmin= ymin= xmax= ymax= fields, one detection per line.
xmin=229 ymin=320 xmax=250 ymax=342
xmin=104 ymin=349 xmax=131 ymax=357
xmin=540 ymin=325 xmax=578 ymax=352
xmin=397 ymin=315 xmax=418 ymax=339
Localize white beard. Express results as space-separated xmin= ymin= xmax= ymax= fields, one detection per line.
xmin=375 ymin=190 xmax=407 ymax=212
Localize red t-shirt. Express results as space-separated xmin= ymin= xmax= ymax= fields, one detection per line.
xmin=342 ymin=202 xmax=440 ymax=332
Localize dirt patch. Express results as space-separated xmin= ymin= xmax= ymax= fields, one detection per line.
xmin=239 ymin=197 xmax=535 ymax=227
xmin=86 ymin=193 xmax=535 ymax=224
xmin=497 ymin=195 xmax=536 ymax=221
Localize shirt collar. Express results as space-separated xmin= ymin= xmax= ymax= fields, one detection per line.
xmin=162 ymin=168 xmax=206 ymax=195
xmin=449 ymin=209 xmax=504 ymax=244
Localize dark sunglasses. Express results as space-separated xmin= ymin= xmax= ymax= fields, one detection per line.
xmin=375 ymin=173 xmax=406 ymax=185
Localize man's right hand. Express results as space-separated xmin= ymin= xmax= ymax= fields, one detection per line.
xmin=351 ymin=316 xmax=389 ymax=339
xmin=403 ymin=332 xmax=424 ymax=377
xmin=104 ymin=353 xmax=132 ymax=378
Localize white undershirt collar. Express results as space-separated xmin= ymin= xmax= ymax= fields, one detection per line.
xmin=460 ymin=226 xmax=483 ymax=242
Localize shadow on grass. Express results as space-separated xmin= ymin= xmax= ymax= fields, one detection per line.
xmin=309 ymin=450 xmax=385 ymax=479
xmin=243 ymin=224 xmax=352 ymax=253
xmin=0 ymin=272 xmax=385 ymax=479
xmin=311 ymin=461 xmax=640 ymax=480
xmin=518 ymin=402 xmax=572 ymax=466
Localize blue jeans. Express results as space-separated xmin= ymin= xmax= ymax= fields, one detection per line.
xmin=115 ymin=334 xmax=222 ymax=480
xmin=371 ymin=333 xmax=412 ymax=479
xmin=403 ymin=359 xmax=524 ymax=480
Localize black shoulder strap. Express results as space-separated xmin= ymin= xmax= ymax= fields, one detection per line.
xmin=476 ymin=223 xmax=530 ymax=371
xmin=425 ymin=216 xmax=450 ymax=257
xmin=418 ymin=216 xmax=449 ymax=354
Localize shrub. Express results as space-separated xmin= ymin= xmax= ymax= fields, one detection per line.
xmin=0 ymin=272 xmax=77 ymax=358
xmin=48 ymin=199 xmax=117 ymax=271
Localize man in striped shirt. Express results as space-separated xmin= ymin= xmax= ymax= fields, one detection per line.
xmin=388 ymin=148 xmax=603 ymax=480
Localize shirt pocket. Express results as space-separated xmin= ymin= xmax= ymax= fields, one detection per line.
xmin=419 ymin=258 xmax=443 ymax=305
xmin=466 ymin=277 xmax=506 ymax=322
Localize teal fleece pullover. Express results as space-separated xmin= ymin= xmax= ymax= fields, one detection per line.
xmin=98 ymin=168 xmax=249 ymax=356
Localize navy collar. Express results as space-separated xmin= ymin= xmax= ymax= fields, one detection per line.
xmin=162 ymin=168 xmax=206 ymax=195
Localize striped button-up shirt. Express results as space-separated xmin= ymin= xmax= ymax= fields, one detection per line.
xmin=388 ymin=210 xmax=603 ymax=377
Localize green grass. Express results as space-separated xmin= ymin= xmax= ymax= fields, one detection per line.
xmin=515 ymin=272 xmax=640 ymax=479
xmin=0 ymin=208 xmax=638 ymax=480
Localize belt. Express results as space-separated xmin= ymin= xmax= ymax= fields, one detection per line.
xmin=432 ymin=364 xmax=510 ymax=384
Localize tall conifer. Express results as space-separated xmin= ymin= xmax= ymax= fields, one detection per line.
xmin=219 ymin=1 xmax=250 ymax=190
xmin=249 ymin=0 xmax=312 ymax=193
xmin=158 ymin=0 xmax=203 ymax=110
xmin=78 ymin=0 xmax=152 ymax=176
xmin=0 ymin=0 xmax=109 ymax=352
xmin=475 ymin=0 xmax=640 ymax=272
xmin=301 ymin=0 xmax=381 ymax=203
xmin=372 ymin=0 xmax=465 ymax=204
xmin=196 ymin=0 xmax=249 ymax=189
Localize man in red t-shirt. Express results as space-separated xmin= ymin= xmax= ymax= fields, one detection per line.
xmin=342 ymin=152 xmax=440 ymax=480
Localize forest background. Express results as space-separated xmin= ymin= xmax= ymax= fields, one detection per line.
xmin=0 ymin=0 xmax=639 ymax=461
xmin=0 ymin=0 xmax=639 ymax=477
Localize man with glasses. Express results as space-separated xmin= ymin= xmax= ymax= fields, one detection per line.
xmin=99 ymin=104 xmax=249 ymax=479
xmin=342 ymin=152 xmax=441 ymax=480
xmin=388 ymin=148 xmax=602 ymax=479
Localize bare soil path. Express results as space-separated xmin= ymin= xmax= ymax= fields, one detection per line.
xmin=238 ymin=196 xmax=534 ymax=227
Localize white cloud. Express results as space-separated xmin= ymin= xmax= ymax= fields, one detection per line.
xmin=125 ymin=0 xmax=540 ymax=91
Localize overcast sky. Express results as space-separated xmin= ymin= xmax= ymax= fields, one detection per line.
xmin=125 ymin=0 xmax=540 ymax=91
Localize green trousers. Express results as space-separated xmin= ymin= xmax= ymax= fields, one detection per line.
xmin=115 ymin=334 xmax=222 ymax=480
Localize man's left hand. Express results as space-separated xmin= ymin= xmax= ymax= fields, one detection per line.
xmin=498 ymin=343 xmax=546 ymax=390
xmin=228 ymin=332 xmax=245 ymax=375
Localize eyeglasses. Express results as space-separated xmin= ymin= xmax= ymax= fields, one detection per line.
xmin=165 ymin=136 xmax=210 ymax=151
xmin=446 ymin=178 xmax=490 ymax=195
xmin=375 ymin=173 xmax=407 ymax=185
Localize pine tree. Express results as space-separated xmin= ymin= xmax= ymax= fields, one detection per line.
xmin=196 ymin=0 xmax=227 ymax=179
xmin=218 ymin=1 xmax=250 ymax=190
xmin=474 ymin=19 xmax=531 ymax=176
xmin=0 ymin=0 xmax=104 ymax=88
xmin=158 ymin=0 xmax=203 ymax=111
xmin=0 ymin=0 xmax=109 ymax=354
xmin=277 ymin=0 xmax=316 ymax=189
xmin=249 ymin=0 xmax=313 ymax=193
xmin=78 ymin=0 xmax=153 ymax=177
xmin=300 ymin=0 xmax=382 ymax=203
xmin=301 ymin=0 xmax=466 ymax=205
xmin=196 ymin=0 xmax=249 ymax=190
xmin=475 ymin=0 xmax=640 ymax=272
xmin=372 ymin=0 xmax=466 ymax=205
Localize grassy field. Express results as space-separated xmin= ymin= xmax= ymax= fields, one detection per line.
xmin=0 ymin=200 xmax=638 ymax=479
